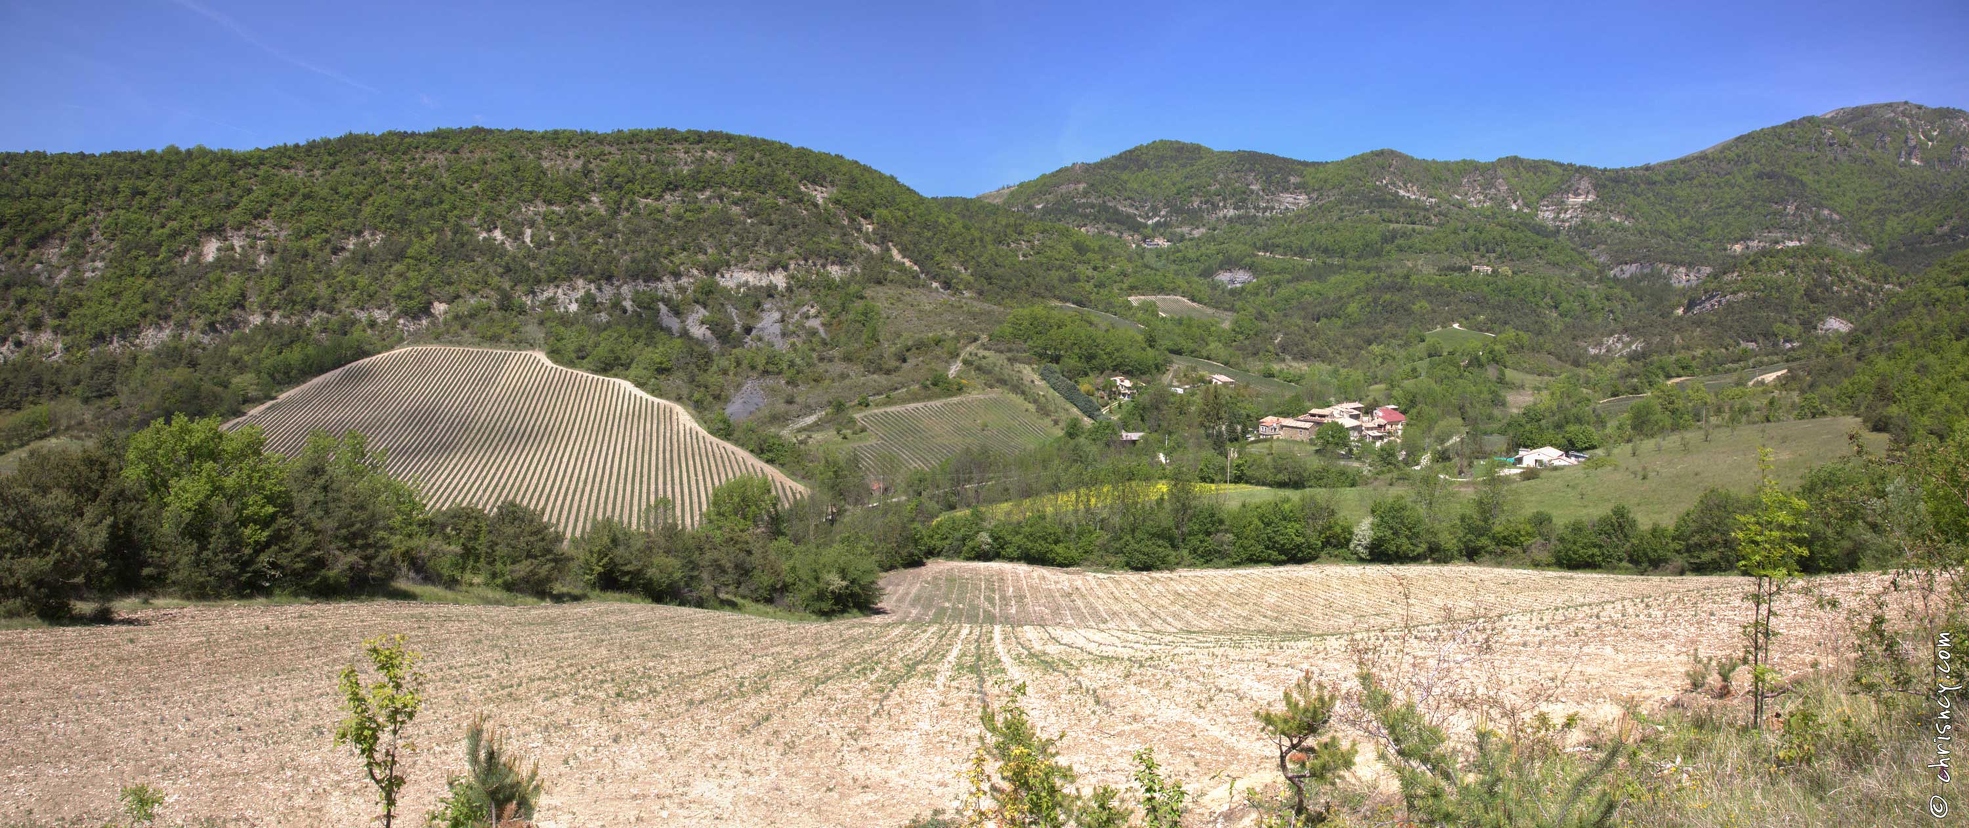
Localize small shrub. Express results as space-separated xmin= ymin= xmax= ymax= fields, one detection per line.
xmin=429 ymin=714 xmax=543 ymax=827
xmin=117 ymin=783 xmax=164 ymax=827
xmin=1776 ymin=704 xmax=1825 ymax=767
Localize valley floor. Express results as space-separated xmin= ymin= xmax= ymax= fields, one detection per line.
xmin=0 ymin=562 xmax=1869 ymax=827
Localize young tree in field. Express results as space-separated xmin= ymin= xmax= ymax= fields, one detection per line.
xmin=1254 ymin=672 xmax=1355 ymax=825
xmin=1733 ymin=447 xmax=1808 ymax=729
xmin=428 ymin=714 xmax=543 ymax=828
xmin=1132 ymin=747 xmax=1186 ymax=828
xmin=961 ymin=685 xmax=1075 ymax=828
xmin=957 ymin=684 xmax=1128 ymax=828
xmin=335 ymin=635 xmax=424 ymax=828
xmin=1357 ymin=670 xmax=1624 ymax=827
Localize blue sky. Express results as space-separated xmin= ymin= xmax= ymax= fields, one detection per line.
xmin=3 ymin=0 xmax=1966 ymax=196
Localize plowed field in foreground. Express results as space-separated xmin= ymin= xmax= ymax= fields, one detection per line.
xmin=0 ymin=562 xmax=1866 ymax=827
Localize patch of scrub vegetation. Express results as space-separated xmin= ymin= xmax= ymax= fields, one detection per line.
xmin=1127 ymin=294 xmax=1233 ymax=326
xmin=1422 ymin=323 xmax=1496 ymax=349
xmin=1509 ymin=416 xmax=1884 ymax=525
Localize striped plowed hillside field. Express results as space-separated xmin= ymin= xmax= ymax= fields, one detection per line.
xmin=233 ymin=346 xmax=804 ymax=534
xmin=853 ymin=393 xmax=1056 ymax=483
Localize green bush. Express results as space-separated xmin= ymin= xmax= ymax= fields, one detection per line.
xmin=784 ymin=540 xmax=882 ymax=615
xmin=1365 ymin=497 xmax=1431 ymax=563
xmin=277 ymin=431 xmax=419 ymax=596
xmin=485 ymin=502 xmax=567 ymax=597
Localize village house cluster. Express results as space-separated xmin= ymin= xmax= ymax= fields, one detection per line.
xmin=1107 ymin=372 xmax=1237 ymax=401
xmin=1256 ymin=402 xmax=1406 ymax=445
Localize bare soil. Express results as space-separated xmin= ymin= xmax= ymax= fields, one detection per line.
xmin=0 ymin=562 xmax=1867 ymax=827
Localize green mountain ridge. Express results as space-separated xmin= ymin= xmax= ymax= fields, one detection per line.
xmin=992 ymin=101 xmax=1969 ymax=269
xmin=1 ymin=103 xmax=1965 ymax=444
xmin=0 ymin=128 xmax=1132 ymax=348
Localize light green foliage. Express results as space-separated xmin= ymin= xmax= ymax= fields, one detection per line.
xmin=964 ymin=685 xmax=1075 ymax=828
xmin=336 ymin=635 xmax=425 ymax=828
xmin=114 ymin=783 xmax=164 ymax=827
xmin=958 ymin=684 xmax=1125 ymax=828
xmin=783 ymin=539 xmax=883 ymax=615
xmin=1253 ymin=673 xmax=1354 ymax=825
xmin=1734 ymin=447 xmax=1809 ymax=729
xmin=1131 ymin=747 xmax=1187 ymax=828
xmin=1313 ymin=422 xmax=1351 ymax=455
xmin=997 ymin=306 xmax=1167 ymax=380
xmin=704 ymin=476 xmax=782 ymax=536
xmin=123 ymin=415 xmax=289 ymax=596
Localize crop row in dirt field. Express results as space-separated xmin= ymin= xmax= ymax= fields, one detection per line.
xmin=0 ymin=562 xmax=1876 ymax=827
xmin=231 ymin=346 xmax=805 ymax=535
xmin=851 ymin=393 xmax=1057 ymax=483
xmin=874 ymin=560 xmax=1745 ymax=634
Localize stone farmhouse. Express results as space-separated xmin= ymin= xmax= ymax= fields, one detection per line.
xmin=1258 ymin=403 xmax=1405 ymax=445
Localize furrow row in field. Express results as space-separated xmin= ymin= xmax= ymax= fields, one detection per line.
xmin=849 ymin=393 xmax=1059 ymax=482
xmin=874 ymin=561 xmax=1749 ymax=634
xmin=234 ymin=346 xmax=805 ymax=534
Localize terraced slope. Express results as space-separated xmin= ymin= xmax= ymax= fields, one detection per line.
xmin=854 ymin=393 xmax=1057 ymax=483
xmin=234 ymin=346 xmax=804 ymax=533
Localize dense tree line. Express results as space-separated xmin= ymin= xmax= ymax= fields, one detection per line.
xmin=0 ymin=416 xmax=886 ymax=621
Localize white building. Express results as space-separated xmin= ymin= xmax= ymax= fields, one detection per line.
xmin=1515 ymin=446 xmax=1581 ymax=468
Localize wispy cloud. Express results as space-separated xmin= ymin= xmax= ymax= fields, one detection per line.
xmin=169 ymin=0 xmax=379 ymax=95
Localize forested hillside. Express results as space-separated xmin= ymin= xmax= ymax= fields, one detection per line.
xmin=2 ymin=104 xmax=1967 ymax=463
xmin=984 ymin=102 xmax=1968 ymax=367
xmin=0 ymin=128 xmax=1135 ymax=346
xmin=990 ymin=102 xmax=1969 ymax=266
xmin=0 ymin=129 xmax=1143 ymax=437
